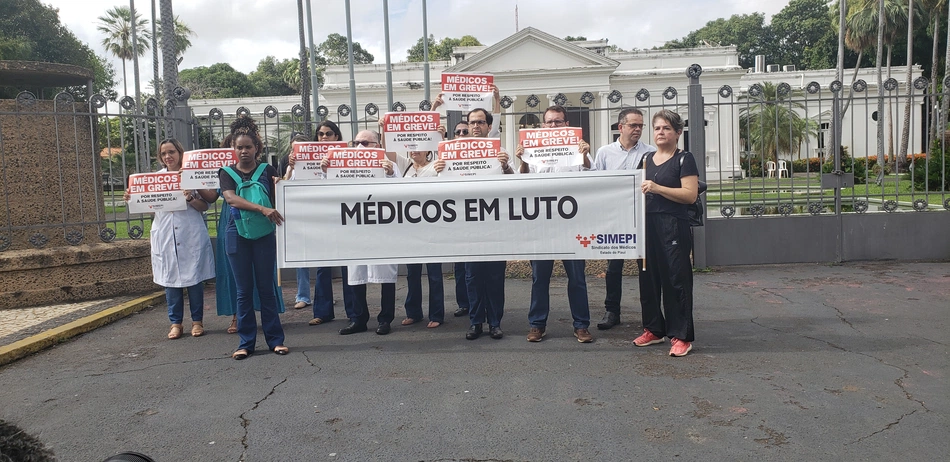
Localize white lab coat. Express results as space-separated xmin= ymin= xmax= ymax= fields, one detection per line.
xmin=150 ymin=169 xmax=216 ymax=288
xmin=347 ymin=264 xmax=398 ymax=285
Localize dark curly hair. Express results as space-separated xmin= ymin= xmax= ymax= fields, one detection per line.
xmin=229 ymin=116 xmax=264 ymax=157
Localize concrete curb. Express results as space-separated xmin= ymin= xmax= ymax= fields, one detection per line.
xmin=0 ymin=291 xmax=165 ymax=367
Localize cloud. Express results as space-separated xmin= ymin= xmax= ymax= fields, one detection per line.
xmin=46 ymin=0 xmax=790 ymax=94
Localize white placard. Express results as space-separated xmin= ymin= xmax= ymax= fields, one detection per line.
xmin=438 ymin=138 xmax=503 ymax=176
xmin=127 ymin=172 xmax=187 ymax=214
xmin=440 ymin=73 xmax=493 ymax=112
xmin=276 ymin=171 xmax=645 ymax=267
xmin=519 ymin=127 xmax=584 ymax=167
xmin=291 ymin=141 xmax=347 ymax=180
xmin=180 ymin=148 xmax=238 ymax=189
xmin=381 ymin=111 xmax=441 ymax=152
xmin=325 ymin=148 xmax=388 ymax=179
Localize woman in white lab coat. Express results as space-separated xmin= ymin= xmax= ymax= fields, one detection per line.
xmin=143 ymin=138 xmax=216 ymax=339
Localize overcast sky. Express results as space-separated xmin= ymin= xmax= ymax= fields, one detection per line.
xmin=45 ymin=0 xmax=791 ymax=92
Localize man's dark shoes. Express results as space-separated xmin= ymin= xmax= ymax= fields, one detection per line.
xmin=453 ymin=307 xmax=469 ymax=317
xmin=597 ymin=311 xmax=620 ymax=330
xmin=465 ymin=323 xmax=483 ymax=340
xmin=489 ymin=326 xmax=503 ymax=339
xmin=376 ymin=322 xmax=391 ymax=335
xmin=339 ymin=321 xmax=367 ymax=335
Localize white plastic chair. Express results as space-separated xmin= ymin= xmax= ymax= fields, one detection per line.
xmin=777 ymin=160 xmax=789 ymax=178
xmin=766 ymin=160 xmax=776 ymax=178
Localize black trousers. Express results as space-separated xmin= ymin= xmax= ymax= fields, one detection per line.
xmin=604 ymin=259 xmax=625 ymax=314
xmin=638 ymin=213 xmax=695 ymax=342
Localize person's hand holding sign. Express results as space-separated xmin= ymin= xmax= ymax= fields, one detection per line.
xmin=433 ymin=158 xmax=446 ymax=173
xmin=437 ymin=124 xmax=447 ymax=140
xmin=320 ymin=157 xmax=330 ymax=173
xmin=382 ymin=159 xmax=394 ymax=177
xmin=431 ymin=93 xmax=444 ymax=112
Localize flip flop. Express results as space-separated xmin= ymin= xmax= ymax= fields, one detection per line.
xmin=231 ymin=349 xmax=249 ymax=360
xmin=427 ymin=321 xmax=442 ymax=328
xmin=401 ymin=318 xmax=420 ymax=326
xmin=308 ymin=318 xmax=324 ymax=326
xmin=273 ymin=346 xmax=289 ymax=355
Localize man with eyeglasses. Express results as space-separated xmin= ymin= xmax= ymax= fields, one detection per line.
xmin=435 ymin=107 xmax=513 ymax=340
xmin=323 ymin=130 xmax=401 ymax=336
xmin=511 ymin=105 xmax=593 ymax=343
xmin=590 ymin=107 xmax=657 ymax=330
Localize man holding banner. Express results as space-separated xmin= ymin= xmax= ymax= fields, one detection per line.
xmin=591 ymin=108 xmax=656 ymax=330
xmin=321 ymin=130 xmax=400 ymax=336
xmin=514 ymin=106 xmax=593 ymax=343
xmin=435 ymin=107 xmax=514 ymax=340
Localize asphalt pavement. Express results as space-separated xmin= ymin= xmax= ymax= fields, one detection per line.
xmin=0 ymin=261 xmax=947 ymax=461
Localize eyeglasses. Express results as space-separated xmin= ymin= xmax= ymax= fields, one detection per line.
xmin=544 ymin=120 xmax=566 ymax=127
xmin=623 ymin=123 xmax=645 ymax=130
xmin=317 ymin=131 xmax=335 ymax=137
xmin=469 ymin=120 xmax=488 ymax=126
xmin=353 ymin=140 xmax=378 ymax=147
xmin=454 ymin=129 xmax=469 ymax=135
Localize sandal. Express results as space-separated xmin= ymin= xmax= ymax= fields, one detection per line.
xmin=191 ymin=322 xmax=204 ymax=337
xmin=401 ymin=318 xmax=420 ymax=326
xmin=308 ymin=317 xmax=324 ymax=326
xmin=227 ymin=316 xmax=237 ymax=334
xmin=231 ymin=349 xmax=249 ymax=360
xmin=167 ymin=324 xmax=183 ymax=340
xmin=273 ymin=345 xmax=289 ymax=355
xmin=427 ymin=321 xmax=442 ymax=328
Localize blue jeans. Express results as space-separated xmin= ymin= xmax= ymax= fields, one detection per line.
xmin=226 ymin=231 xmax=285 ymax=353
xmin=166 ymin=282 xmax=205 ymax=324
xmin=466 ymin=261 xmax=506 ymax=328
xmin=295 ymin=268 xmax=312 ymax=304
xmin=405 ymin=263 xmax=445 ymax=323
xmin=454 ymin=262 xmax=469 ymax=309
xmin=314 ymin=267 xmax=352 ymax=321
xmin=528 ymin=260 xmax=590 ymax=329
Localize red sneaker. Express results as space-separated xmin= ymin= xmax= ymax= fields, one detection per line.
xmin=669 ymin=338 xmax=693 ymax=357
xmin=633 ymin=329 xmax=665 ymax=347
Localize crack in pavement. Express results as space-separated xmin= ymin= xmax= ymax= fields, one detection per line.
xmin=301 ymin=351 xmax=321 ymax=370
xmin=749 ymin=317 xmax=932 ymax=444
xmin=847 ymin=409 xmax=918 ymax=445
xmin=239 ymin=377 xmax=289 ymax=462
xmin=761 ymin=288 xmax=793 ymax=304
xmin=822 ymin=302 xmax=860 ymax=332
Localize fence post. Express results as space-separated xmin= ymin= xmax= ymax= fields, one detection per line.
xmin=687 ymin=64 xmax=707 ymax=268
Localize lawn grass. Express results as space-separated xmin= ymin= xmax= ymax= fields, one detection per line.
xmin=708 ymin=173 xmax=947 ymax=207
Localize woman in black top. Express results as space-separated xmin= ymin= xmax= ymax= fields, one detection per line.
xmin=634 ymin=109 xmax=700 ymax=357
xmin=217 ymin=116 xmax=288 ymax=359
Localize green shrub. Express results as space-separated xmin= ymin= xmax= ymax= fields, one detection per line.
xmin=822 ymin=146 xmax=867 ymax=184
xmin=911 ymin=146 xmax=950 ymax=192
xmin=792 ymin=157 xmax=823 ymax=173
xmin=741 ymin=156 xmax=763 ymax=177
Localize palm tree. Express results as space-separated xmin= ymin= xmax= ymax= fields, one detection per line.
xmin=97 ymin=6 xmax=151 ymax=98
xmin=739 ymin=82 xmax=819 ymax=171
xmin=922 ymin=0 xmax=947 ymax=152
xmin=898 ymin=0 xmax=922 ymax=169
xmin=154 ymin=16 xmax=194 ymax=59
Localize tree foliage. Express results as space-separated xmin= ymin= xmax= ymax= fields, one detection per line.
xmin=407 ymin=35 xmax=482 ymax=62
xmin=406 ymin=35 xmax=482 ymax=62
xmin=317 ymin=33 xmax=373 ymax=65
xmin=154 ymin=16 xmax=194 ymax=59
xmin=771 ymin=0 xmax=838 ymax=70
xmin=0 ymin=0 xmax=116 ymax=100
xmin=178 ymin=63 xmax=255 ymax=98
xmin=248 ymin=56 xmax=297 ymax=96
xmin=661 ymin=13 xmax=774 ymax=69
xmin=739 ymin=82 xmax=818 ymax=165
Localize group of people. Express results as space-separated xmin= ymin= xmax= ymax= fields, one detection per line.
xmin=142 ymin=88 xmax=699 ymax=360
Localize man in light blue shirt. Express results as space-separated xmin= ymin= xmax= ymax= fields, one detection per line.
xmin=590 ymin=107 xmax=656 ymax=330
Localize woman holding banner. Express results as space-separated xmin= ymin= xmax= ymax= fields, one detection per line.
xmin=392 ymin=150 xmax=445 ymax=328
xmin=635 ymin=109 xmax=699 ymax=357
xmin=129 ymin=138 xmax=215 ymax=340
xmin=217 ymin=116 xmax=289 ymax=359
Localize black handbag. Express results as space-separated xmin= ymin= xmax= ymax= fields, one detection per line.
xmin=687 ymin=180 xmax=707 ymax=227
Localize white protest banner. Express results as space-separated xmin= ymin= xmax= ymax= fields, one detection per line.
xmin=325 ymin=147 xmax=388 ymax=179
xmin=180 ymin=148 xmax=238 ymax=189
xmin=519 ymin=127 xmax=584 ymax=168
xmin=440 ymin=73 xmax=493 ymax=112
xmin=382 ymin=111 xmax=441 ymax=152
xmin=127 ymin=172 xmax=187 ymax=214
xmin=438 ymin=138 xmax=502 ymax=176
xmin=291 ymin=141 xmax=347 ymax=180
xmin=276 ymin=171 xmax=644 ymax=267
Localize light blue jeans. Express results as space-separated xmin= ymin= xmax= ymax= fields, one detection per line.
xmin=296 ymin=268 xmax=312 ymax=304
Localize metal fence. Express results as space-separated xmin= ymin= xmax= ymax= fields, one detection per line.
xmin=2 ymin=64 xmax=948 ymax=263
